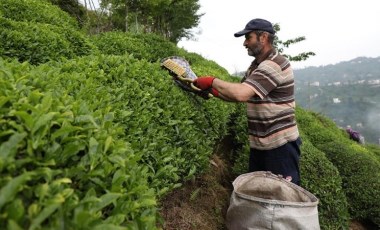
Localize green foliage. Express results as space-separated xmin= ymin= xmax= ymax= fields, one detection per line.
xmin=129 ymin=33 xmax=188 ymax=62
xmin=273 ymin=23 xmax=315 ymax=62
xmin=90 ymin=31 xmax=231 ymax=78
xmin=227 ymin=103 xmax=250 ymax=176
xmin=297 ymin=108 xmax=380 ymax=226
xmin=364 ymin=144 xmax=380 ymax=162
xmin=0 ymin=58 xmax=157 ymax=229
xmin=100 ymin=0 xmax=203 ymax=43
xmin=91 ymin=32 xmax=179 ymax=62
xmin=52 ymin=54 xmax=234 ymax=190
xmin=299 ymin=135 xmax=349 ymax=229
xmin=157 ymin=0 xmax=203 ymax=43
xmin=91 ymin=31 xmax=233 ymax=75
xmin=48 ymin=0 xmax=88 ymax=27
xmin=0 ymin=0 xmax=78 ymax=29
xmin=0 ymin=0 xmax=96 ymax=65
xmin=0 ymin=47 xmax=236 ymax=228
xmin=183 ymin=52 xmax=231 ymax=78
xmin=0 ymin=17 xmax=96 ymax=64
xmin=323 ymin=141 xmax=380 ymax=226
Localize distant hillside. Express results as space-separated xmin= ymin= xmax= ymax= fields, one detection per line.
xmin=294 ymin=56 xmax=380 ymax=144
xmin=294 ymin=56 xmax=380 ymax=85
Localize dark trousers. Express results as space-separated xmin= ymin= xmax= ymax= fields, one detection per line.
xmin=249 ymin=138 xmax=302 ymax=185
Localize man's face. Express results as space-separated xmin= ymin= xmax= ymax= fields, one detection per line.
xmin=244 ymin=31 xmax=263 ymax=57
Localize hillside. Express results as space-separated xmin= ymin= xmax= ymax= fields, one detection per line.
xmin=294 ymin=57 xmax=380 ymax=144
xmin=295 ymin=56 xmax=380 ymax=84
xmin=1 ymin=1 xmax=380 ymax=229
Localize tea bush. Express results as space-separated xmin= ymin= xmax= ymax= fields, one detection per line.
xmin=0 ymin=52 xmax=239 ymax=228
xmin=298 ymin=135 xmax=349 ymax=229
xmin=91 ymin=32 xmax=151 ymax=60
xmin=0 ymin=0 xmax=77 ymax=29
xmin=0 ymin=17 xmax=95 ymax=64
xmin=297 ymin=108 xmax=380 ymax=226
xmin=0 ymin=58 xmax=157 ymax=229
xmin=91 ymin=31 xmax=232 ymax=78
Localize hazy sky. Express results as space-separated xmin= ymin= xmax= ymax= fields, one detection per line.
xmin=178 ymin=0 xmax=380 ymax=73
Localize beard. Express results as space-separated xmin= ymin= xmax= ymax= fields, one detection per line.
xmin=247 ymin=43 xmax=263 ymax=57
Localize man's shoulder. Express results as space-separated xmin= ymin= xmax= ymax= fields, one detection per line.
xmin=264 ymin=50 xmax=292 ymax=71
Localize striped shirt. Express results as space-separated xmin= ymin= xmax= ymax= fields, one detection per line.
xmin=241 ymin=49 xmax=299 ymax=150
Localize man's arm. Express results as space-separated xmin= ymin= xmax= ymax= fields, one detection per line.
xmin=212 ymin=78 xmax=255 ymax=102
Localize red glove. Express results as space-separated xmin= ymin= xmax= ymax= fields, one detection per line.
xmin=210 ymin=88 xmax=219 ymax=97
xmin=193 ymin=76 xmax=215 ymax=90
xmin=195 ymin=88 xmax=219 ymax=99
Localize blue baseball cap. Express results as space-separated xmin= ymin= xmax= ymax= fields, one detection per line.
xmin=234 ymin=18 xmax=275 ymax=37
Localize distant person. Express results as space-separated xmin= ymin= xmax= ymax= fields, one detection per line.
xmin=346 ymin=127 xmax=365 ymax=144
xmin=193 ymin=18 xmax=302 ymax=185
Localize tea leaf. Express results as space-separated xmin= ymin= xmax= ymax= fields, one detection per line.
xmin=12 ymin=111 xmax=34 ymax=131
xmin=0 ymin=132 xmax=27 ymax=160
xmin=32 ymin=112 xmax=57 ymax=134
xmin=0 ymin=96 xmax=10 ymax=108
xmin=104 ymin=136 xmax=112 ymax=153
xmin=60 ymin=141 xmax=86 ymax=163
xmin=93 ymin=224 xmax=127 ymax=230
xmin=29 ymin=203 xmax=61 ymax=230
xmin=0 ymin=172 xmax=34 ymax=209
xmin=6 ymin=199 xmax=24 ymax=222
xmin=51 ymin=124 xmax=83 ymax=140
xmin=92 ymin=193 xmax=121 ymax=212
xmin=6 ymin=220 xmax=23 ymax=230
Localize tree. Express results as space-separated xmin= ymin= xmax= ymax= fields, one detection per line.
xmin=100 ymin=0 xmax=203 ymax=43
xmin=152 ymin=0 xmax=203 ymax=43
xmin=48 ymin=0 xmax=88 ymax=27
xmin=273 ymin=23 xmax=315 ymax=62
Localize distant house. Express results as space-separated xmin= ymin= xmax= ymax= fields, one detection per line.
xmin=333 ymin=82 xmax=341 ymax=86
xmin=310 ymin=81 xmax=320 ymax=86
xmin=333 ymin=98 xmax=341 ymax=103
xmin=309 ymin=94 xmax=318 ymax=99
xmin=368 ymin=79 xmax=380 ymax=85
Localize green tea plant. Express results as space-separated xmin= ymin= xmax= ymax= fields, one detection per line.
xmin=0 ymin=49 xmax=237 ymax=228
xmin=297 ymin=108 xmax=380 ymax=226
xmin=298 ymin=135 xmax=350 ymax=229
xmin=0 ymin=17 xmax=96 ymax=65
xmin=0 ymin=0 xmax=78 ymax=29
xmin=0 ymin=58 xmax=157 ymax=229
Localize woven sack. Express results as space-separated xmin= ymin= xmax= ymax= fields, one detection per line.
xmin=226 ymin=171 xmax=320 ymax=230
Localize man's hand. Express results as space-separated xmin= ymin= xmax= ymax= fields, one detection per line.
xmin=193 ymin=76 xmax=215 ymax=90
xmin=194 ymin=88 xmax=219 ymax=99
xmin=209 ymin=88 xmax=219 ymax=97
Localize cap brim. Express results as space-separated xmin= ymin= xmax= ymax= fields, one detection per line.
xmin=234 ymin=29 xmax=252 ymax=37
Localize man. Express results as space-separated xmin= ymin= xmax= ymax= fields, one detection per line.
xmin=193 ymin=18 xmax=302 ymax=185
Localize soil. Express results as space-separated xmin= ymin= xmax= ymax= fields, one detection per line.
xmin=158 ymin=137 xmax=378 ymax=230
xmin=158 ymin=153 xmax=232 ymax=230
xmin=158 ymin=136 xmax=235 ymax=230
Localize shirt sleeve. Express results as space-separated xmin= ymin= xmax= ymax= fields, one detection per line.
xmin=242 ymin=60 xmax=282 ymax=99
